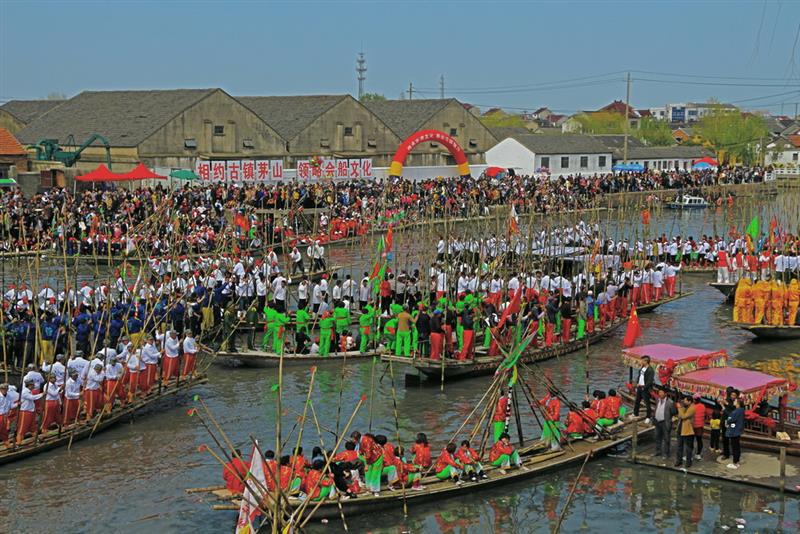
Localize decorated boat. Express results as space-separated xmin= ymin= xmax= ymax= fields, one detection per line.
xmin=708 ymin=282 xmax=736 ymax=301
xmin=619 ymin=344 xmax=799 ymax=455
xmin=738 ymin=324 xmax=800 ymax=341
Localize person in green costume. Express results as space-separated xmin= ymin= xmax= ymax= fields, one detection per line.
xmin=333 ymin=304 xmax=350 ymax=352
xmin=245 ymin=301 xmax=259 ymax=349
xmin=395 ymin=304 xmax=415 ymax=357
xmin=358 ymin=305 xmax=375 ymax=353
xmin=455 ymin=300 xmax=466 ymax=352
xmin=222 ymin=306 xmax=237 ymax=352
xmin=273 ymin=311 xmax=290 ymax=353
xmin=294 ymin=306 xmax=311 ymax=335
xmin=383 ymin=317 xmax=397 ymax=352
xmin=261 ymin=305 xmax=276 ymax=350
xmin=318 ymin=311 xmax=334 ymax=357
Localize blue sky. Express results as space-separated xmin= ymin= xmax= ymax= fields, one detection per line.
xmin=2 ymin=0 xmax=800 ymax=115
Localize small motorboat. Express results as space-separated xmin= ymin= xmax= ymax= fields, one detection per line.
xmin=666 ymin=195 xmax=709 ymax=209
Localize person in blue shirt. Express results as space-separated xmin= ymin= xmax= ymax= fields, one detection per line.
xmin=171 ymin=299 xmax=185 ymax=334
xmin=725 ymin=398 xmax=745 ymax=469
xmin=73 ymin=308 xmax=92 ymax=355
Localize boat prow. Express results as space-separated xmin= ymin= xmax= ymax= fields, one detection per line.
xmin=708 ymin=282 xmax=736 ymax=301
xmin=637 ymin=291 xmax=693 ymax=313
xmin=739 ymin=324 xmax=800 ymax=340
xmin=214 ymin=349 xmax=382 ymax=368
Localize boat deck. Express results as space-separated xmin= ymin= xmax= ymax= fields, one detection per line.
xmin=632 ymin=441 xmax=800 ymax=494
xmin=214 ymin=348 xmax=382 ymax=367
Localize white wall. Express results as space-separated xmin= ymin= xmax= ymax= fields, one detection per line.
xmin=485 ymin=138 xmax=537 ymax=174
xmin=536 ymin=152 xmax=612 ymax=178
xmin=765 ymin=148 xmax=800 ymax=166
xmin=626 ymin=158 xmax=696 ymax=171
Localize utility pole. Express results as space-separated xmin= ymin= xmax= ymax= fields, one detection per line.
xmin=623 ymin=72 xmax=631 ymax=163
xmin=356 ymin=51 xmax=367 ymax=100
xmin=439 ymin=75 xmax=445 ymax=99
xmin=795 ymin=102 xmax=799 ymax=119
xmin=408 ymin=82 xmax=414 ymax=100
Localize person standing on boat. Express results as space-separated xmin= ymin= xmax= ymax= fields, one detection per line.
xmin=633 ymin=355 xmax=654 ymax=422
xmin=40 ymin=373 xmax=62 ymax=432
xmin=674 ymin=395 xmax=696 ymax=468
xmin=786 ymin=279 xmax=800 ymax=326
xmin=538 ymin=389 xmax=562 ymax=451
xmin=395 ymin=305 xmax=415 ymax=357
xmin=493 ymin=391 xmax=510 ymax=442
xmin=0 ymin=383 xmax=11 ymax=447
xmin=158 ymin=330 xmax=181 ymax=381
xmin=16 ymin=378 xmax=44 ymax=444
xmin=653 ymin=389 xmax=675 ymax=459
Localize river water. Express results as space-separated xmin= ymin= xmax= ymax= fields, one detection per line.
xmin=1 ymin=189 xmax=799 ymax=533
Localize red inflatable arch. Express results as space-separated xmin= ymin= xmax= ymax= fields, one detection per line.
xmin=388 ymin=129 xmax=471 ymax=178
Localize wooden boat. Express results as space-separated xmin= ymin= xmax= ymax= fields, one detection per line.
xmin=201 ymin=418 xmax=653 ymax=522
xmin=680 ymin=265 xmax=716 ymax=275
xmin=739 ymin=324 xmax=800 ymax=340
xmin=666 ymin=195 xmax=710 ymax=209
xmin=0 ymin=374 xmax=208 ymax=465
xmin=619 ymin=344 xmax=800 ymax=456
xmin=708 ymin=282 xmax=736 ymax=301
xmin=214 ymin=349 xmax=382 ymax=368
xmin=384 ymin=318 xmax=627 ymax=381
xmin=636 ymin=291 xmax=693 ymax=314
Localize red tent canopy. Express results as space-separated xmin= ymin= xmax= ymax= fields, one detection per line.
xmin=692 ymin=156 xmax=719 ymax=166
xmin=75 ymin=164 xmax=128 ymax=182
xmin=485 ymin=166 xmax=505 ymax=178
xmin=76 ymin=163 xmax=167 ymax=182
xmin=123 ymin=163 xmax=167 ymax=180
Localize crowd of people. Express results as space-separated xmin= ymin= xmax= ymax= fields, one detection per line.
xmin=0 ymin=165 xmax=763 ymax=257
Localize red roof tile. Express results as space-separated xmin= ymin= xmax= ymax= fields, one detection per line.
xmin=0 ymin=128 xmax=27 ymax=155
xmin=788 ymin=134 xmax=800 ymax=148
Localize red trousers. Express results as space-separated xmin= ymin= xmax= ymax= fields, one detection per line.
xmin=599 ymin=304 xmax=607 ymax=328
xmin=632 ymin=286 xmax=640 ymax=306
xmin=0 ymin=414 xmax=8 ymax=442
xmin=429 ymin=332 xmax=443 ymax=360
xmin=654 ymin=286 xmax=662 ymax=301
xmin=41 ymin=400 xmax=61 ymax=431
xmin=163 ymin=357 xmax=179 ymax=380
xmin=587 ymin=316 xmax=595 ymax=333
xmin=182 ymin=352 xmax=197 ymax=377
xmin=129 ymin=371 xmax=140 ymax=398
xmin=545 ymin=323 xmax=554 ymax=347
xmin=85 ymin=389 xmax=101 ymax=419
xmin=458 ymin=330 xmax=474 ymax=361
xmin=443 ymin=325 xmax=454 ymax=353
xmin=617 ymin=296 xmax=628 ymax=316
xmin=667 ymin=277 xmax=676 ymax=297
xmin=32 ymin=389 xmax=43 ymax=415
xmin=16 ymin=410 xmax=35 ymax=442
xmin=105 ymin=378 xmax=126 ymax=404
xmin=642 ymin=283 xmax=652 ymax=304
xmin=561 ymin=319 xmax=572 ymax=343
xmin=143 ymin=363 xmax=157 ymax=392
xmin=63 ymin=398 xmax=80 ymax=426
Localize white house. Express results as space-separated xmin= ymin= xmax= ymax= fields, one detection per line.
xmin=765 ymin=135 xmax=800 ymax=167
xmin=486 ymin=134 xmax=612 ymax=177
xmin=626 ymin=145 xmax=712 ymax=171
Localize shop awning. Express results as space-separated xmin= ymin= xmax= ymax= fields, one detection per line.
xmin=75 ymin=164 xmax=128 ymax=182
xmin=169 ymin=169 xmax=200 ymax=181
xmin=0 ymin=177 xmax=18 ymax=187
xmin=124 ymin=163 xmax=167 ymax=180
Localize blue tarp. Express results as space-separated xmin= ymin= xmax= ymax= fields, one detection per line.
xmin=692 ymin=161 xmax=712 ymax=170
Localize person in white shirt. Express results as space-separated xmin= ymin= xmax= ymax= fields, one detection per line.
xmin=342 ymin=275 xmax=355 ymax=303
xmin=290 ymin=246 xmax=304 ymax=275
xmin=125 ymin=345 xmax=141 ymax=401
xmin=41 ymin=354 xmax=66 ymax=386
xmin=158 ymin=330 xmax=181 ymax=380
xmin=652 ymin=266 xmax=664 ymax=301
xmin=272 ymin=275 xmax=290 ymax=312
xmin=358 ymin=278 xmax=370 ymax=310
xmin=105 ymin=356 xmax=125 ymax=407
xmin=140 ymin=337 xmax=161 ymax=394
xmin=16 ymin=380 xmax=44 ymax=443
xmin=68 ymin=351 xmax=90 ymax=385
xmin=297 ymin=278 xmax=310 ymax=310
xmin=182 ymin=332 xmax=198 ymax=378
xmin=22 ymin=364 xmax=45 ymax=392
xmin=84 ymin=363 xmax=105 ymax=420
xmin=0 ymin=383 xmax=11 ymax=445
xmin=40 ymin=374 xmax=62 ymax=432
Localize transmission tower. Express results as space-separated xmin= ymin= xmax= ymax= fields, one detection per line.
xmin=356 ymin=51 xmax=367 ymax=99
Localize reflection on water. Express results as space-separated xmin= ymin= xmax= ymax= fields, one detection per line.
xmin=2 ymin=192 xmax=800 ymax=532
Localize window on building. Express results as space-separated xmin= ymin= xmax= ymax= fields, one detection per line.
xmin=468 ymin=139 xmax=477 ymax=148
xmin=320 ymin=138 xmax=330 ymax=148
xmin=794 ymin=153 xmax=799 ymax=161
xmin=644 ymin=161 xmax=649 ymax=169
xmin=541 ymin=156 xmax=550 ymax=169
xmin=184 ymin=138 xmax=197 ymax=149
xmin=560 ymin=156 xmax=569 ymax=168
xmin=599 ymin=155 xmax=607 ymax=167
xmin=344 ymin=126 xmax=353 ymax=136
xmin=213 ymin=125 xmax=224 ymax=136
xmin=242 ymin=139 xmax=254 ymax=149
xmin=367 ymin=139 xmax=377 ymax=148
xmin=580 ymin=156 xmax=588 ymax=168
xmin=449 ymin=128 xmax=458 ymax=136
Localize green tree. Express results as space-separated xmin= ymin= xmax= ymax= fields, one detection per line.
xmin=360 ymin=92 xmax=386 ymax=102
xmin=634 ymin=117 xmax=674 ymax=146
xmin=694 ymin=103 xmax=768 ymax=164
xmin=479 ymin=109 xmax=527 ymax=129
xmin=572 ymin=111 xmax=626 ymax=134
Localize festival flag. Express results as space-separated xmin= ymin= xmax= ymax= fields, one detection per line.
xmin=641 ymin=209 xmax=650 ymax=225
xmin=769 ymin=216 xmax=778 ymax=249
xmin=498 ymin=288 xmax=522 ymax=327
xmin=746 ymin=216 xmax=759 ymax=242
xmin=508 ymin=204 xmax=520 ymax=236
xmin=622 ymin=307 xmax=642 ymax=348
xmin=384 ymin=225 xmax=394 ymax=255
xmin=235 ymin=444 xmax=267 ymax=534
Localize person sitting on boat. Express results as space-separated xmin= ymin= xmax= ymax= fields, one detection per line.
xmin=393 ymin=446 xmax=424 ymax=490
xmin=411 ymin=432 xmax=432 ymax=469
xmin=606 ymin=389 xmax=624 ymax=422
xmin=596 ymin=391 xmax=616 ymax=427
xmin=456 ymin=440 xmax=486 ymax=482
xmin=537 ymin=389 xmax=563 ymax=451
xmin=353 ymin=432 xmax=385 ymax=496
xmin=489 ymin=433 xmax=525 ymax=474
xmin=278 ymin=454 xmax=304 ymax=494
xmin=222 ymin=449 xmax=248 ymax=495
xmin=433 ymin=442 xmax=463 ymax=484
xmin=300 ymin=460 xmax=336 ymax=502
xmin=566 ymin=406 xmax=589 ymax=438
xmin=332 ymin=440 xmax=363 ymax=495
xmin=374 ymin=434 xmax=400 ymax=488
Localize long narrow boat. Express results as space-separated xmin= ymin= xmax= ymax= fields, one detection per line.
xmin=202 ymin=418 xmax=653 ymax=522
xmin=680 ymin=266 xmax=716 ymax=275
xmin=0 ymin=375 xmax=208 ymax=465
xmin=619 ymin=344 xmax=800 ymax=456
xmin=636 ymin=291 xmax=693 ymax=313
xmin=739 ymin=324 xmax=800 ymax=340
xmin=213 ymin=349 xmax=382 ymax=368
xmin=384 ymin=319 xmax=626 ymax=381
xmin=708 ymin=282 xmax=736 ymax=301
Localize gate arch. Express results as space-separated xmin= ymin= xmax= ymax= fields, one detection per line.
xmin=388 ymin=129 xmax=471 ymax=178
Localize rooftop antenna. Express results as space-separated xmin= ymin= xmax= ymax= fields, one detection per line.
xmin=356 ymin=48 xmax=367 ymax=100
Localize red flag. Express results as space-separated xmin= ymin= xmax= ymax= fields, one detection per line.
xmin=508 ymin=217 xmax=519 ymax=236
xmin=499 ymin=288 xmax=522 ymax=327
xmin=384 ymin=225 xmax=394 ymax=254
xmin=622 ymin=307 xmax=642 ymax=348
xmin=641 ymin=209 xmax=650 ymax=225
